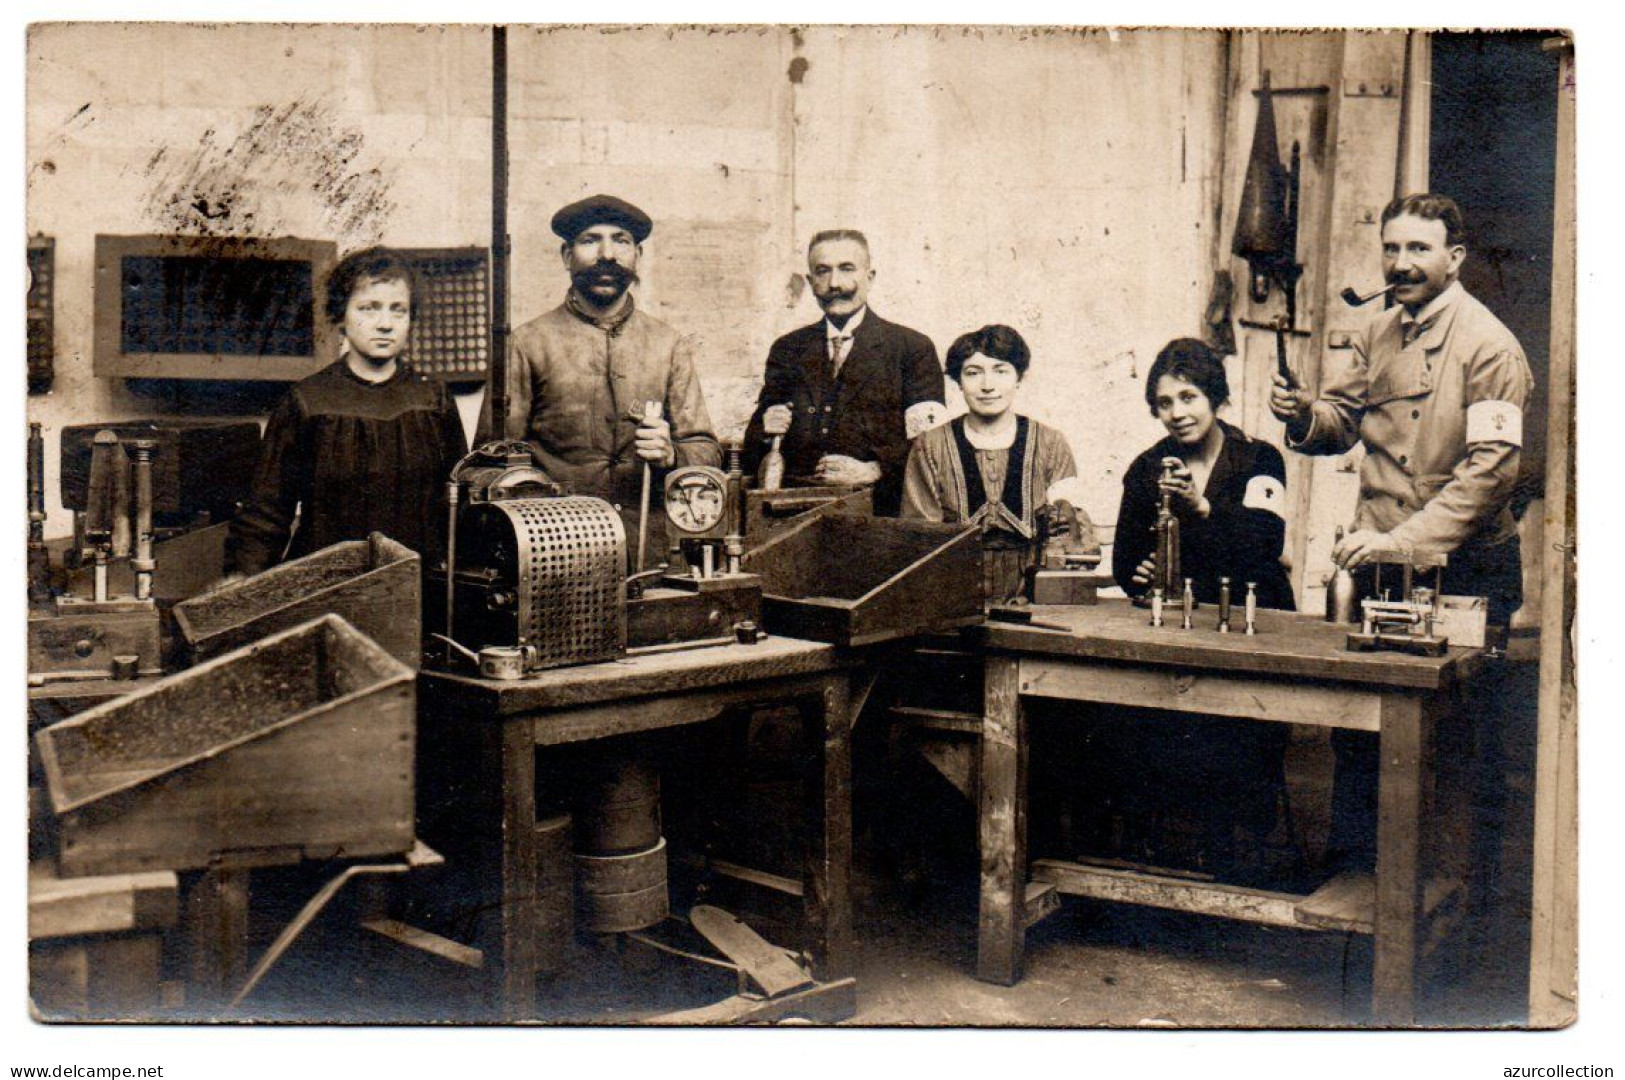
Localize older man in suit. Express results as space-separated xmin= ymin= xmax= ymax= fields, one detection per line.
xmin=742 ymin=230 xmax=944 ymax=516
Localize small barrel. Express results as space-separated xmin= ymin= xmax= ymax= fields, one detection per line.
xmin=576 ymin=839 xmax=669 ymax=933
xmin=575 ymin=757 xmax=661 ymax=855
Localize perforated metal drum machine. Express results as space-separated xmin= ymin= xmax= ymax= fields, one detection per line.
xmin=448 ymin=495 xmax=627 ymax=671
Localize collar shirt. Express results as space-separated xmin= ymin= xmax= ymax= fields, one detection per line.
xmin=1288 ymin=282 xmax=1531 ymax=554
xmin=1399 ymin=280 xmax=1462 ymax=346
xmin=824 ymin=305 xmax=868 ymax=378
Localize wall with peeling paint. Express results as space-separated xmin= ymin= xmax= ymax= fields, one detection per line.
xmin=28 ymin=23 xmax=1229 ymax=555
xmin=26 ymin=23 xmax=493 ymax=532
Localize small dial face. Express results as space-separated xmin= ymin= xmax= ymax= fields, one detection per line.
xmin=665 ymin=467 xmax=727 ymax=534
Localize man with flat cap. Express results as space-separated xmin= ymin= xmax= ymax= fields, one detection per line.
xmin=498 ymin=194 xmax=721 ymax=567
xmin=742 ymin=229 xmax=944 ymax=516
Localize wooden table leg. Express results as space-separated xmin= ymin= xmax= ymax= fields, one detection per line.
xmin=497 ymin=718 xmax=539 ymax=1022
xmin=1374 ymin=692 xmax=1428 ymax=1025
xmin=803 ymin=674 xmax=853 ymax=979
xmin=977 ymin=655 xmax=1026 ymax=985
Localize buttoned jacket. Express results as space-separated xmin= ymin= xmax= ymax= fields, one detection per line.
xmin=742 ymin=310 xmax=943 ymax=515
xmin=1290 ymin=283 xmax=1532 ymax=553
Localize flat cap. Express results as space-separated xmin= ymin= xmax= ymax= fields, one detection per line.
xmin=551 ymin=194 xmax=653 ymax=244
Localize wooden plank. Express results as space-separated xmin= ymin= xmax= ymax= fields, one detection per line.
xmin=362 ymin=919 xmax=484 ymax=969
xmin=420 ymin=635 xmax=841 ymax=716
xmin=889 ymin=705 xmax=983 ymax=735
xmin=1372 ymin=693 xmax=1426 ymax=1026
xmin=1023 ymin=881 xmax=1060 ymax=930
xmin=1019 ymin=657 xmax=1382 ymax=731
xmin=973 ymin=599 xmax=1477 ymax=691
xmin=528 ymin=672 xmax=831 ymax=747
xmin=1530 ymin=39 xmax=1578 ymax=1031
xmin=976 ymin=656 xmax=1027 ymax=985
xmin=708 ymin=859 xmax=805 ymax=898
xmin=1294 ymin=870 xmax=1461 ymax=936
xmin=29 ymin=863 xmax=178 ymax=940
xmin=1034 ymin=858 xmax=1309 ymax=928
xmin=652 ymin=976 xmax=858 ymax=1026
xmin=1294 ymin=870 xmax=1373 ymax=932
xmin=690 ymin=905 xmax=815 ymax=998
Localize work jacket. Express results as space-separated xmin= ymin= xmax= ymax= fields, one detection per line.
xmin=1290 ymin=282 xmax=1532 ymax=554
xmin=498 ymin=297 xmax=721 ymax=563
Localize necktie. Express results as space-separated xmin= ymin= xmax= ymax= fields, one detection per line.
xmin=829 ymin=333 xmax=852 ymax=378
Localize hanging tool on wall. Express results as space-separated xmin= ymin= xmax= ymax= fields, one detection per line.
xmin=1232 ymin=71 xmax=1304 ymax=327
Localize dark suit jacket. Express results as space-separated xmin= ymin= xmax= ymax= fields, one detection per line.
xmin=742 ymin=310 xmax=943 ymax=516
xmin=1111 ymin=419 xmax=1295 ymax=611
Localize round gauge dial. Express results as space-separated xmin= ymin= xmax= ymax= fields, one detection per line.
xmin=664 ymin=466 xmax=728 ymax=534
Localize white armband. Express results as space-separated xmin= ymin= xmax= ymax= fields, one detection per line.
xmin=1465 ymin=400 xmax=1523 ymax=446
xmin=905 ymin=401 xmax=946 ymax=439
xmin=1243 ymin=475 xmax=1286 ymax=517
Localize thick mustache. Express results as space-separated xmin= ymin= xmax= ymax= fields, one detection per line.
xmin=575 ymin=263 xmax=637 ymax=287
xmin=1388 ymin=272 xmax=1427 ymax=285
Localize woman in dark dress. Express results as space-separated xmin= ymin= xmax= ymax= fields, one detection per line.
xmin=1106 ymin=338 xmax=1295 ymax=880
xmin=225 ymin=247 xmax=467 ymax=577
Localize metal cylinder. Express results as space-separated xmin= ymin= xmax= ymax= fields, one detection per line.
xmin=575 ymin=757 xmax=662 ymax=856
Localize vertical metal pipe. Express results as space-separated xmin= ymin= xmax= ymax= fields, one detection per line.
xmin=490 ymin=25 xmax=511 ymax=442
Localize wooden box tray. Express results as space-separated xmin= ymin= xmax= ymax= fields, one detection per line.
xmin=37 ymin=615 xmax=416 ymax=878
xmin=174 ymin=533 xmax=420 ymax=669
xmin=743 ymin=511 xmax=982 ymax=645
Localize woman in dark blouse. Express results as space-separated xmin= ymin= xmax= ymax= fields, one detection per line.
xmin=1103 ymin=338 xmax=1295 ymax=880
xmin=225 ymin=247 xmax=467 ymax=577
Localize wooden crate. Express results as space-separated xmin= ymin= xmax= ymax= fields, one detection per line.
xmin=174 ymin=533 xmax=420 ymax=669
xmin=38 ymin=615 xmax=416 ymax=878
xmin=743 ymin=512 xmax=983 ymax=645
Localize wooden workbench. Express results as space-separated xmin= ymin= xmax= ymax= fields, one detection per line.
xmin=416 ymin=635 xmax=862 ymax=1021
xmin=968 ymin=600 xmax=1484 ymax=1026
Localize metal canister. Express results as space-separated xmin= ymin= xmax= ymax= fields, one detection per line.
xmin=1325 ymin=528 xmax=1359 ymax=624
